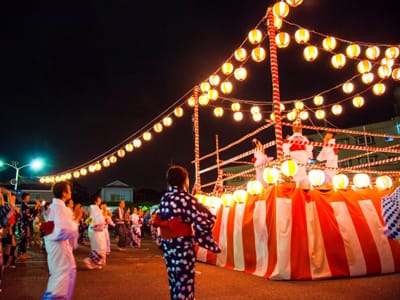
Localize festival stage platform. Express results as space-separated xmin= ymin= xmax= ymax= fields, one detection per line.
xmin=196 ymin=184 xmax=400 ymax=280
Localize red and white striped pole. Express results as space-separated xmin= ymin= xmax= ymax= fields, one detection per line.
xmin=193 ymin=85 xmax=201 ymax=193
xmin=267 ymin=8 xmax=284 ymax=160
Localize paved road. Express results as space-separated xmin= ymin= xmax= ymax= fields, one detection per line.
xmin=2 ymin=237 xmax=400 ymax=300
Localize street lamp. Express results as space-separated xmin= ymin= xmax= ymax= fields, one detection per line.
xmin=0 ymin=158 xmax=44 ymax=191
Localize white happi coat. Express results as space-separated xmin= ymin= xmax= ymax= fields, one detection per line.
xmin=88 ymin=204 xmax=107 ymax=263
xmin=316 ymin=138 xmax=338 ymax=183
xmin=43 ymin=198 xmax=79 ymax=300
xmin=283 ymin=133 xmax=313 ymax=184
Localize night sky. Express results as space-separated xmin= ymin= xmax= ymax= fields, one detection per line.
xmin=1 ymin=0 xmax=399 ymax=193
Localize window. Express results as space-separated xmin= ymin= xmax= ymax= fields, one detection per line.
xmin=110 ymin=194 xmax=123 ymax=202
xmin=359 ymin=156 xmax=377 ymax=164
xmin=384 ymin=136 xmax=394 ymax=142
xmin=336 ymin=138 xmax=349 ymax=145
xmin=339 ymin=160 xmax=352 ymax=168
xmin=355 ymin=135 xmax=375 ymax=145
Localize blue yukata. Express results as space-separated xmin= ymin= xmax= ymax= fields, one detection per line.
xmin=159 ymin=186 xmax=220 ymax=300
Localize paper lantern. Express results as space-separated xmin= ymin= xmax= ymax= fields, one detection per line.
xmin=125 ymin=143 xmax=134 ymax=152
xmin=295 ymin=100 xmax=304 ymax=110
xmin=221 ymin=62 xmax=234 ymax=75
xmin=377 ymin=65 xmax=392 ymax=79
xmin=117 ymin=149 xmax=126 ymax=158
xmin=332 ymin=174 xmax=349 ymax=190
xmin=331 ymin=104 xmax=342 ymax=115
xmin=250 ymin=106 xmax=260 ymax=114
xmin=315 ymin=109 xmax=325 ymax=120
xmin=313 ymin=95 xmax=324 ymax=106
xmin=286 ymin=0 xmax=303 ymax=7
xmin=342 ymin=82 xmax=354 ymax=94
xmin=214 ymin=107 xmax=224 ymax=117
xmin=187 ymin=96 xmax=195 ymax=107
xmin=109 ymin=155 xmax=117 ymax=164
xmin=39 ymin=177 xmax=45 ymax=183
xmin=102 ymin=158 xmax=110 ymax=168
xmin=299 ymin=110 xmax=309 ymax=120
xmin=248 ymin=29 xmax=263 ymax=44
xmin=286 ymin=110 xmax=296 ymax=121
xmin=209 ymin=74 xmax=220 ymax=86
xmin=247 ymin=180 xmax=263 ymax=195
xmin=234 ymin=48 xmax=247 ymax=62
xmin=331 ymin=53 xmax=346 ymax=69
xmin=231 ymin=102 xmax=241 ymax=111
xmin=154 ymin=122 xmax=163 ymax=133
xmin=357 ymin=60 xmax=372 ymax=74
xmin=80 ymin=168 xmax=88 ymax=176
xmin=263 ymin=167 xmax=280 ymax=184
xmin=392 ymin=68 xmax=400 ymax=81
xmin=174 ymin=107 xmax=183 ymax=118
xmin=365 ymin=46 xmax=380 ymax=60
xmin=346 ymin=44 xmax=361 ymax=59
xmin=352 ymin=96 xmax=364 ymax=108
xmin=95 ymin=163 xmax=101 ymax=171
xmin=211 ymin=196 xmax=222 ymax=208
xmin=204 ymin=196 xmax=212 ymax=207
xmin=221 ymin=193 xmax=234 ymax=207
xmin=361 ymin=73 xmax=374 ymax=84
xmin=273 ymin=1 xmax=289 ymax=18
xmin=281 ymin=159 xmax=298 ymax=177
xmin=380 ymin=57 xmax=394 ymax=68
xmin=208 ymin=89 xmax=219 ymax=101
xmin=303 ymin=45 xmax=318 ymax=62
xmin=65 ymin=173 xmax=72 ymax=180
xmin=234 ymin=67 xmax=247 ymax=81
xmin=280 ymin=103 xmax=285 ymax=111
xmin=233 ymin=189 xmax=248 ymax=203
xmin=275 ymin=32 xmax=290 ymax=48
xmin=233 ymin=111 xmax=243 ymax=121
xmin=353 ymin=173 xmax=370 ymax=188
xmin=220 ymin=81 xmax=233 ymax=94
xmin=133 ymin=139 xmax=142 ymax=148
xmin=385 ymin=46 xmax=399 ymax=59
xmin=372 ymin=83 xmax=386 ymax=96
xmin=200 ymin=81 xmax=210 ymax=92
xmin=143 ymin=132 xmax=152 ymax=141
xmin=73 ymin=171 xmax=80 ymax=178
xmin=252 ymin=112 xmax=262 ymax=122
xmin=376 ymin=175 xmax=393 ymax=190
xmin=251 ymin=46 xmax=266 ymax=62
xmin=198 ymin=94 xmax=210 ymax=106
xmin=308 ymin=169 xmax=325 ymax=186
xmin=295 ymin=28 xmax=310 ymax=44
xmin=322 ymin=36 xmax=337 ymax=51
xmin=195 ymin=194 xmax=206 ymax=204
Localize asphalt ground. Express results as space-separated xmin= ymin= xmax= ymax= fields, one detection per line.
xmin=1 ymin=236 xmax=400 ymax=300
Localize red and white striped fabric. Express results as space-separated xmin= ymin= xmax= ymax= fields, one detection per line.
xmin=196 ymin=184 xmax=400 ymax=280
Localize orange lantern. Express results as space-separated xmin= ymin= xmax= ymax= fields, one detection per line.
xmin=80 ymin=168 xmax=88 ymax=176
xmin=200 ymin=81 xmax=210 ymax=92
xmin=342 ymin=82 xmax=354 ymax=94
xmin=102 ymin=158 xmax=110 ymax=168
xmin=313 ymin=95 xmax=324 ymax=106
xmin=372 ymin=83 xmax=386 ymax=96
xmin=198 ymin=94 xmax=209 ymax=105
xmin=303 ymin=45 xmax=318 ymax=62
xmin=125 ymin=143 xmax=134 ymax=152
xmin=251 ymin=46 xmax=266 ymax=62
xmin=377 ymin=65 xmax=392 ymax=79
xmin=154 ymin=122 xmax=163 ymax=133
xmin=109 ymin=155 xmax=117 ymax=164
xmin=357 ymin=60 xmax=372 ymax=74
xmin=385 ymin=46 xmax=399 ymax=59
xmin=273 ymin=1 xmax=290 ymax=18
xmin=346 ymin=44 xmax=361 ymax=59
xmin=295 ymin=28 xmax=310 ymax=44
xmin=231 ymin=102 xmax=241 ymax=111
xmin=322 ymin=36 xmax=337 ymax=51
xmin=331 ymin=53 xmax=346 ymax=69
xmin=234 ymin=48 xmax=247 ymax=62
xmin=162 ymin=116 xmax=172 ymax=127
xmin=248 ymin=29 xmax=263 ymax=45
xmin=174 ymin=107 xmax=183 ymax=118
xmin=133 ymin=139 xmax=142 ymax=148
xmin=247 ymin=180 xmax=263 ymax=195
xmin=286 ymin=0 xmax=303 ymax=7
xmin=315 ymin=109 xmax=325 ymax=120
xmin=392 ymin=68 xmax=400 ymax=81
xmin=275 ymin=32 xmax=290 ymax=48
xmin=365 ymin=46 xmax=380 ymax=60
xmin=143 ymin=131 xmax=152 ymax=141
xmin=361 ymin=73 xmax=374 ymax=84
xmin=209 ymin=74 xmax=220 ymax=86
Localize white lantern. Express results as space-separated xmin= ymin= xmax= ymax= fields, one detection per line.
xmin=353 ymin=173 xmax=370 ymax=188
xmin=332 ymin=174 xmax=349 ymax=190
xmin=263 ymin=167 xmax=280 ymax=184
xmin=233 ymin=189 xmax=248 ymax=203
xmin=221 ymin=193 xmax=234 ymax=207
xmin=376 ymin=175 xmax=393 ymax=190
xmin=308 ymin=169 xmax=325 ymax=187
xmin=281 ymin=159 xmax=298 ymax=177
xmin=247 ymin=180 xmax=263 ymax=195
